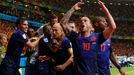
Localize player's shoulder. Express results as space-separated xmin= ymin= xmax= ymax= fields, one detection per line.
xmin=90 ymin=32 xmax=99 ymax=36
xmin=69 ymin=31 xmax=78 ymax=37
xmin=14 ymin=30 xmax=25 ymax=35
xmin=13 ymin=30 xmax=27 ymax=39
xmin=63 ymin=36 xmax=70 ymax=42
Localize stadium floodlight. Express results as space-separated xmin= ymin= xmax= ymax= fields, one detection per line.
xmin=118 ymin=3 xmax=121 ymax=5
xmin=125 ymin=3 xmax=129 ymax=5
xmin=94 ymin=2 xmax=97 ymax=4
xmin=110 ymin=3 xmax=113 ymax=5
xmin=87 ymin=1 xmax=90 ymax=3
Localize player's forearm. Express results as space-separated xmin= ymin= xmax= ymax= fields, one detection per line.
xmin=60 ymin=8 xmax=75 ymax=26
xmin=60 ymin=7 xmax=75 ymax=35
xmin=63 ymin=47 xmax=74 ymax=68
xmin=103 ymin=12 xmax=116 ymax=39
xmin=63 ymin=55 xmax=73 ymax=68
xmin=27 ymin=38 xmax=39 ymax=48
xmin=105 ymin=10 xmax=116 ymax=31
xmin=98 ymin=0 xmax=116 ymax=30
xmin=110 ymin=53 xmax=121 ymax=70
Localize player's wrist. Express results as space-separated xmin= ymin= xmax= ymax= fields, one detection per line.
xmin=117 ymin=65 xmax=122 ymax=70
xmin=71 ymin=7 xmax=76 ymax=12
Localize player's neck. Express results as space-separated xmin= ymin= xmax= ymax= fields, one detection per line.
xmin=81 ymin=30 xmax=91 ymax=38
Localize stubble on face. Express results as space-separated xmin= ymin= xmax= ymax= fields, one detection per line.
xmin=80 ymin=17 xmax=92 ymax=33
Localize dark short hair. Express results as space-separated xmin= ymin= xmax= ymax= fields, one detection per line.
xmin=92 ymin=16 xmax=106 ymax=26
xmin=79 ymin=15 xmax=88 ymax=19
xmin=69 ymin=21 xmax=75 ymax=23
xmin=49 ymin=12 xmax=58 ymax=20
xmin=43 ymin=25 xmax=51 ymax=33
xmin=16 ymin=17 xmax=27 ymax=27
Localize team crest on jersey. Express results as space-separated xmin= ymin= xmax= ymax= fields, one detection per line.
xmin=90 ymin=36 xmax=96 ymax=41
xmin=108 ymin=44 xmax=111 ymax=46
xmin=43 ymin=38 xmax=48 ymax=42
xmin=22 ymin=34 xmax=27 ymax=39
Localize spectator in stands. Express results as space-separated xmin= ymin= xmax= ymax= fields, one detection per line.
xmin=112 ymin=40 xmax=133 ymax=56
xmin=0 ymin=20 xmax=15 ymax=38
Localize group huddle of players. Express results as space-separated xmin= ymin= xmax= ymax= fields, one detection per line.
xmin=0 ymin=0 xmax=126 ymax=75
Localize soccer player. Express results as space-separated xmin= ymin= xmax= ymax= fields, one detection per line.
xmin=36 ymin=25 xmax=53 ymax=75
xmin=49 ymin=12 xmax=59 ymax=27
xmin=67 ymin=21 xmax=78 ymax=33
xmin=0 ymin=18 xmax=40 ymax=75
xmin=51 ymin=23 xmax=74 ymax=75
xmin=25 ymin=28 xmax=39 ymax=75
xmin=60 ymin=0 xmax=116 ymax=75
xmin=93 ymin=16 xmax=126 ymax=75
xmin=36 ymin=12 xmax=58 ymax=36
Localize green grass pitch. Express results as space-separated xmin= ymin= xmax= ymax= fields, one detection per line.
xmin=110 ymin=66 xmax=134 ymax=75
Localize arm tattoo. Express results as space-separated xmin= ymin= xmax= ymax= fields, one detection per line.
xmin=60 ymin=8 xmax=75 ymax=35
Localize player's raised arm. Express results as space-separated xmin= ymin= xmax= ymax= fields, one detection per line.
xmin=60 ymin=2 xmax=84 ymax=35
xmin=98 ymin=0 xmax=116 ymax=39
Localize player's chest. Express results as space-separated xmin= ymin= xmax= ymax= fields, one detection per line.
xmin=76 ymin=36 xmax=98 ymax=52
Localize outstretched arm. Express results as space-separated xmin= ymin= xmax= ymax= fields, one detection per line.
xmin=98 ymin=0 xmax=116 ymax=39
xmin=60 ymin=2 xmax=84 ymax=35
